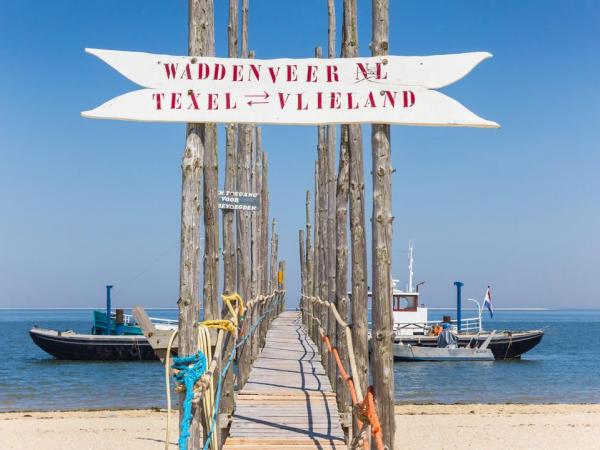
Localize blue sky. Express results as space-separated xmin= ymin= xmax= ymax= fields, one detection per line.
xmin=1 ymin=1 xmax=599 ymax=309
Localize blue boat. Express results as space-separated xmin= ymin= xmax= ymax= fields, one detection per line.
xmin=29 ymin=286 xmax=177 ymax=361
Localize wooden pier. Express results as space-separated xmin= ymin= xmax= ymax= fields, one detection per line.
xmin=223 ymin=311 xmax=345 ymax=449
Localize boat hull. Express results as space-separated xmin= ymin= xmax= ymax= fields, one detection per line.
xmin=394 ymin=345 xmax=495 ymax=361
xmin=29 ymin=328 xmax=158 ymax=361
xmin=394 ymin=330 xmax=544 ymax=360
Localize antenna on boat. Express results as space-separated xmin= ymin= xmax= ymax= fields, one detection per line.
xmin=407 ymin=240 xmax=414 ymax=293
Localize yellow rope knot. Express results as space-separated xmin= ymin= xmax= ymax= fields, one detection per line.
xmin=200 ymin=319 xmax=237 ymax=335
xmin=221 ymin=292 xmax=246 ymax=326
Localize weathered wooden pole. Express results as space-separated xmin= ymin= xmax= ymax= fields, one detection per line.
xmin=261 ymin=151 xmax=270 ymax=295
xmin=236 ymin=0 xmax=252 ymax=389
xmin=220 ymin=0 xmax=238 ymax=433
xmin=222 ymin=0 xmax=237 ymax=296
xmin=343 ymin=0 xmax=370 ymax=439
xmin=250 ymin=127 xmax=262 ymax=300
xmin=251 ymin=128 xmax=263 ymax=353
xmin=326 ymin=0 xmax=338 ymax=393
xmin=370 ymin=1 xmax=395 ymax=447
xmin=201 ymin=0 xmax=219 ymax=325
xmin=299 ymin=229 xmax=307 ymax=324
xmin=312 ymin=156 xmax=323 ymax=355
xmin=335 ymin=123 xmax=351 ymax=423
xmin=178 ymin=1 xmax=210 ymax=448
xmin=305 ymin=191 xmax=314 ymax=340
xmin=269 ymin=219 xmax=278 ymax=291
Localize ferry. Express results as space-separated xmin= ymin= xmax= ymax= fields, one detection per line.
xmin=389 ymin=243 xmax=544 ymax=360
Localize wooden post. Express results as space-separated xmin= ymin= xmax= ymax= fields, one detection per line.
xmin=269 ymin=219 xmax=278 ymax=292
xmin=261 ymin=152 xmax=270 ymax=296
xmin=197 ymin=0 xmax=220 ymax=443
xmin=178 ymin=1 xmax=211 ymax=448
xmin=250 ymin=127 xmax=262 ymax=300
xmin=314 ymin=46 xmax=329 ymax=376
xmin=202 ymin=18 xmax=219 ymax=323
xmin=251 ymin=128 xmax=262 ymax=354
xmin=371 ymin=1 xmax=395 ymax=447
xmin=236 ymin=0 xmax=252 ymax=389
xmin=326 ymin=0 xmax=338 ymax=393
xmin=305 ymin=191 xmax=314 ymax=341
xmin=312 ymin=158 xmax=322 ymax=353
xmin=342 ymin=0 xmax=370 ymax=439
xmin=220 ymin=0 xmax=238 ymax=433
xmin=335 ymin=123 xmax=351 ymax=422
xmin=299 ymin=229 xmax=307 ymax=324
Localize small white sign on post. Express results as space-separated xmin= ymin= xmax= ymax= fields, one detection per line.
xmin=218 ymin=191 xmax=260 ymax=212
xmin=82 ymin=49 xmax=499 ymax=128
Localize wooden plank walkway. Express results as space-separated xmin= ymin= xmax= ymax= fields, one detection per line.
xmin=223 ymin=311 xmax=346 ymax=449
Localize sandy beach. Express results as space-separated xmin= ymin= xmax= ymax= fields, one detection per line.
xmin=1 ymin=404 xmax=599 ymax=449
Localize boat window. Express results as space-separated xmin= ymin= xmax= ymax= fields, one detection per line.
xmin=393 ymin=295 xmax=418 ymax=311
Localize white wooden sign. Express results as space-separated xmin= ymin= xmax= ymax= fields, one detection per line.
xmin=82 ymin=48 xmax=499 ymax=128
xmin=218 ymin=191 xmax=260 ymax=211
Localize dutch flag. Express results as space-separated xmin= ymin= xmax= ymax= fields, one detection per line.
xmin=483 ymin=286 xmax=494 ymax=318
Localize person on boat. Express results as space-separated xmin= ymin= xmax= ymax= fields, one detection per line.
xmin=437 ymin=315 xmax=457 ymax=348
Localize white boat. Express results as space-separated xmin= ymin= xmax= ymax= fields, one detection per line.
xmin=388 ymin=242 xmax=544 ymax=360
xmin=393 ymin=331 xmax=495 ymax=361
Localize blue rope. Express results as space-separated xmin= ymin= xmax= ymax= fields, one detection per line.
xmin=202 ymin=296 xmax=283 ymax=450
xmin=172 ymin=351 xmax=207 ymax=450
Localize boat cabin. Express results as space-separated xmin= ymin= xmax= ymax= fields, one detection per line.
xmin=392 ymin=292 xmax=428 ymax=336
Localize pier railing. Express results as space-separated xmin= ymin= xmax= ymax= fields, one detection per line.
xmin=133 ymin=289 xmax=287 ymax=450
xmin=163 ymin=289 xmax=286 ymax=450
xmin=300 ymin=293 xmax=386 ymax=450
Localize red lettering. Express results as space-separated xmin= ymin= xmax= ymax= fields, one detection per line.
xmin=213 ymin=64 xmax=226 ymax=80
xmin=181 ymin=64 xmax=192 ymax=80
xmin=355 ymin=63 xmax=369 ymax=81
xmin=296 ymin=93 xmax=308 ymax=110
xmin=233 ymin=65 xmax=243 ymax=82
xmin=249 ymin=64 xmax=261 ymax=81
xmin=330 ymin=92 xmax=341 ymax=109
xmin=347 ymin=92 xmax=359 ymax=109
xmin=383 ymin=91 xmax=397 ymax=108
xmin=208 ymin=93 xmax=218 ymax=110
xmin=286 ymin=65 xmax=298 ymax=82
xmin=327 ymin=65 xmax=339 ymax=82
xmin=364 ymin=92 xmax=377 ymax=108
xmin=278 ymin=93 xmax=290 ymax=109
xmin=403 ymin=90 xmax=415 ymax=107
xmin=198 ymin=63 xmax=210 ymax=80
xmin=187 ymin=91 xmax=200 ymax=109
xmin=164 ymin=64 xmax=178 ymax=79
xmin=268 ymin=66 xmax=281 ymax=83
xmin=306 ymin=65 xmax=318 ymax=82
xmin=171 ymin=92 xmax=182 ymax=109
xmin=152 ymin=93 xmax=165 ymax=109
xmin=376 ymin=62 xmax=388 ymax=80
xmin=316 ymin=92 xmax=324 ymax=109
xmin=225 ymin=93 xmax=237 ymax=109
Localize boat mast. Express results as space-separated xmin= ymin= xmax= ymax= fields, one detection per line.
xmin=407 ymin=240 xmax=414 ymax=293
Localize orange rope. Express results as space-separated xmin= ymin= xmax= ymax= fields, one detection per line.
xmin=322 ymin=335 xmax=385 ymax=450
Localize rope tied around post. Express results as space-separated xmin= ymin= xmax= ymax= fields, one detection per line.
xmin=171 ymin=351 xmax=208 ymax=450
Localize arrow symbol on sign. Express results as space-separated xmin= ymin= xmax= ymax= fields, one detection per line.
xmin=244 ymin=91 xmax=269 ymax=99
xmin=245 ymin=91 xmax=270 ymax=106
xmin=247 ymin=99 xmax=270 ymax=106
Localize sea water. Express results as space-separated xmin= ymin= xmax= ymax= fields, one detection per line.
xmin=0 ymin=309 xmax=599 ymax=411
